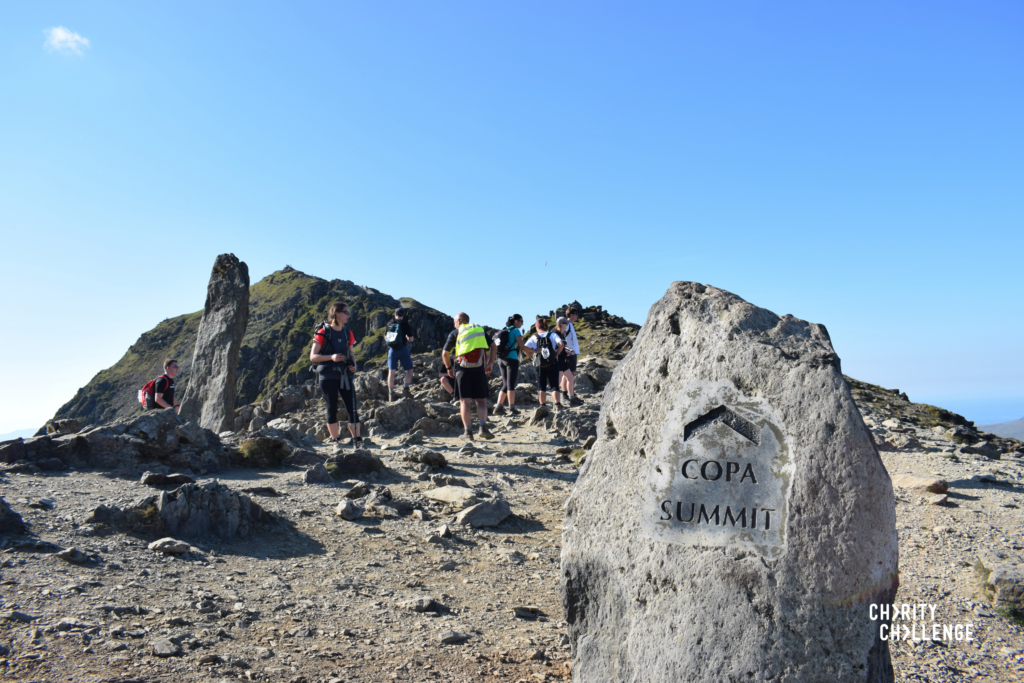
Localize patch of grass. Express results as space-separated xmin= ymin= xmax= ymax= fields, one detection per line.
xmin=235 ymin=438 xmax=290 ymax=468
xmin=995 ymin=606 xmax=1024 ymax=626
xmin=570 ymin=448 xmax=587 ymax=467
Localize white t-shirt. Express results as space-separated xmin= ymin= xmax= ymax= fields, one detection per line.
xmin=526 ymin=332 xmax=563 ymax=360
xmin=563 ymin=322 xmax=580 ymax=354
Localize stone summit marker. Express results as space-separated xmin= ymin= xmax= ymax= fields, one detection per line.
xmin=561 ymin=282 xmax=899 ymax=683
xmin=178 ymin=253 xmax=250 ymax=433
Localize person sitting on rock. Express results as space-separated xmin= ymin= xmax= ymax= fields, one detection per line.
xmin=151 ymin=359 xmax=180 ymax=413
xmin=385 ymin=307 xmax=416 ymax=402
xmin=310 ymin=301 xmax=362 ymax=453
xmin=438 ymin=319 xmax=460 ymax=404
xmin=494 ymin=314 xmax=534 ymax=417
xmin=525 ymin=317 xmax=565 ymax=411
xmin=443 ymin=312 xmax=496 ymax=441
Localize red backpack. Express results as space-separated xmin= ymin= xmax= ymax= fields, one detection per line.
xmin=138 ymin=375 xmax=168 ymax=409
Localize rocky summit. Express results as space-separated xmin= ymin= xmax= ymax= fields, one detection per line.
xmin=0 ymin=280 xmax=1023 ymax=682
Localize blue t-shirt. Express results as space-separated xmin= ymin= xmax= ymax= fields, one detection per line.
xmin=506 ymin=327 xmax=523 ymax=360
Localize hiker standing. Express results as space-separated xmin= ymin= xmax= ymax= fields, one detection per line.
xmin=442 ymin=312 xmax=496 ymax=441
xmin=310 ymin=301 xmax=362 ymax=453
xmin=145 ymin=359 xmax=180 ymax=413
xmin=525 ymin=317 xmax=564 ymax=410
xmin=560 ymin=307 xmax=583 ymax=406
xmin=385 ymin=308 xmax=416 ymax=402
xmin=494 ymin=314 xmax=534 ymax=416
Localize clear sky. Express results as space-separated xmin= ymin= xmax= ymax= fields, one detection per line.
xmin=1 ymin=1 xmax=1022 ymax=437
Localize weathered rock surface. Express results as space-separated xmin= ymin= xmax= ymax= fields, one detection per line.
xmin=303 ymin=463 xmax=334 ymax=485
xmin=561 ymin=282 xmax=899 ymax=682
xmin=178 ymin=253 xmax=250 ymax=433
xmin=157 ymin=480 xmax=269 ymax=539
xmin=374 ymin=399 xmax=427 ymax=433
xmin=977 ymin=549 xmax=1024 ymax=610
xmin=424 ymin=486 xmax=479 ymax=508
xmin=148 ymin=537 xmax=192 ymax=554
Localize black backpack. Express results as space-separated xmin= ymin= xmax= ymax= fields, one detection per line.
xmin=384 ymin=321 xmax=405 ymax=349
xmin=537 ymin=332 xmax=556 ymax=368
xmin=493 ymin=326 xmax=513 ymax=358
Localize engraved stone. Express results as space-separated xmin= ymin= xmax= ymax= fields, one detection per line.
xmin=561 ymin=281 xmax=898 ymax=683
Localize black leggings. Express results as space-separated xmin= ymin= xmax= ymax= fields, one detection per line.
xmin=498 ymin=358 xmax=520 ymax=393
xmin=320 ymin=377 xmax=359 ymax=425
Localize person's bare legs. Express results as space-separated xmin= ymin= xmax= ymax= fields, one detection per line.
xmin=460 ymin=398 xmax=473 ymax=429
xmin=327 ymin=422 xmax=341 ymax=439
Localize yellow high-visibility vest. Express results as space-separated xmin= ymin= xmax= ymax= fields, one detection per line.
xmin=455 ymin=324 xmax=488 ymax=357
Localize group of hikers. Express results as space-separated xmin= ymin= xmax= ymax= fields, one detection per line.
xmin=143 ymin=301 xmax=583 ymax=453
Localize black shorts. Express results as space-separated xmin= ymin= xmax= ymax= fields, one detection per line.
xmin=563 ymin=353 xmax=577 ymax=373
xmin=537 ymin=364 xmax=560 ymax=392
xmin=456 ymin=367 xmax=489 ymax=400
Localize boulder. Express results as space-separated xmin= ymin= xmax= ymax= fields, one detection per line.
xmin=374 ymin=398 xmax=427 ymax=433
xmin=424 ymin=486 xmax=479 ymax=508
xmin=325 ymin=451 xmax=386 ymax=478
xmin=148 ymin=537 xmax=191 ymax=554
xmin=977 ymin=549 xmax=1024 ymax=610
xmin=0 ymin=497 xmax=26 ymax=534
xmin=402 ymin=448 xmax=447 ymax=469
xmin=140 ymin=472 xmax=196 ymax=486
xmin=178 ymin=254 xmax=250 ymax=433
xmin=561 ymin=282 xmax=898 ymax=682
xmin=156 ymin=480 xmax=269 ymax=539
xmin=334 ymin=500 xmax=362 ymax=520
xmin=891 ymin=474 xmax=948 ymax=494
xmin=455 ymin=498 xmax=511 ymax=527
xmin=283 ymin=449 xmax=325 ymax=467
xmin=303 ymin=463 xmax=334 ymax=485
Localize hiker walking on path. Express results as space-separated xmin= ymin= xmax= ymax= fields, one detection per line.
xmin=143 ymin=359 xmax=180 ymax=413
xmin=310 ymin=301 xmax=363 ymax=453
xmin=385 ymin=308 xmax=416 ymax=402
xmin=559 ymin=307 xmax=583 ymax=405
xmin=494 ymin=314 xmax=534 ymax=416
xmin=442 ymin=312 xmax=496 ymax=441
xmin=526 ymin=317 xmax=565 ymax=410
xmin=438 ymin=319 xmax=460 ymax=404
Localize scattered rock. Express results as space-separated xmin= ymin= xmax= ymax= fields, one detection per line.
xmin=283 ymin=449 xmax=325 ymax=467
xmin=891 ymin=474 xmax=948 ymax=494
xmin=158 ymin=480 xmax=269 ymax=539
xmin=334 ymin=500 xmax=362 ymax=521
xmin=424 ymin=486 xmax=479 ymax=508
xmin=438 ymin=630 xmax=470 ymax=644
xmin=1 ymin=610 xmax=37 ymax=623
xmin=399 ymin=596 xmax=435 ymax=612
xmin=140 ymin=472 xmax=196 ymax=486
xmin=455 ymin=498 xmax=511 ymax=527
xmin=148 ymin=537 xmax=192 ymax=554
xmin=303 ymin=463 xmax=334 ymax=485
xmin=55 ymin=547 xmax=91 ymax=564
xmin=928 ymin=494 xmax=949 ymax=506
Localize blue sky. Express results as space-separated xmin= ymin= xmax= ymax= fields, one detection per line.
xmin=1 ymin=1 xmax=1022 ymax=436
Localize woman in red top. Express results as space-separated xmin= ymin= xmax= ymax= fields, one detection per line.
xmin=309 ymin=301 xmax=362 ymax=452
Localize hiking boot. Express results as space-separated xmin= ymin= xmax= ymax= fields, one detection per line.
xmin=570 ymin=395 xmax=584 ymax=406
xmin=459 ymin=430 xmax=474 ymax=441
xmin=555 ymin=403 xmax=565 ymax=412
xmin=402 ymin=385 xmax=412 ymax=398
xmin=493 ymin=405 xmax=507 ymax=416
xmin=478 ymin=425 xmax=495 ymax=440
xmin=508 ymin=406 xmax=520 ymax=416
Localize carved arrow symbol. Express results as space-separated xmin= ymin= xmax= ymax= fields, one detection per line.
xmin=683 ymin=405 xmax=760 ymax=445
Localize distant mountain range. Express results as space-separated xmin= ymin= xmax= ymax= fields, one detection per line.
xmin=978 ymin=417 xmax=1024 ymax=440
